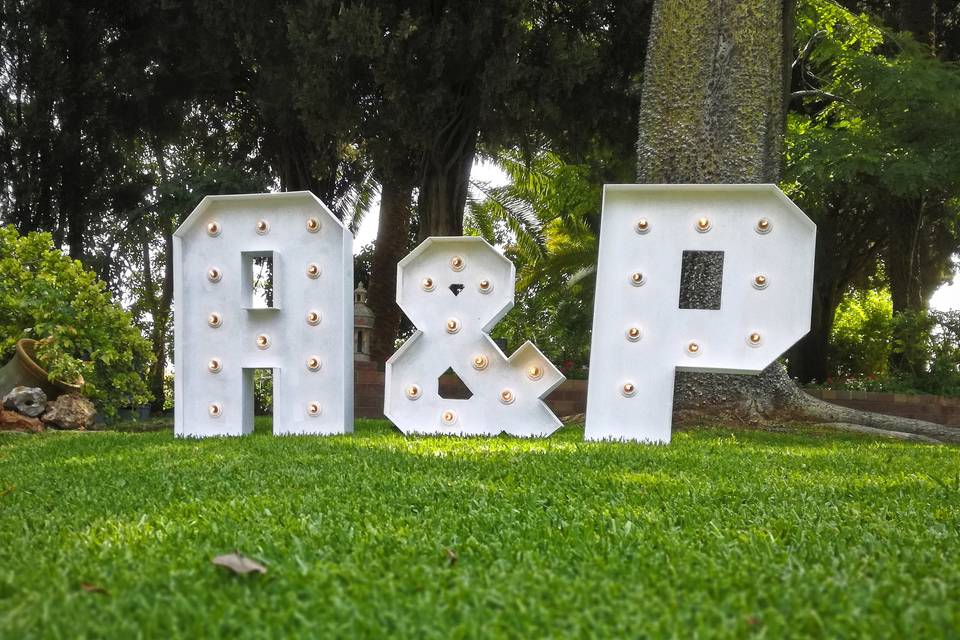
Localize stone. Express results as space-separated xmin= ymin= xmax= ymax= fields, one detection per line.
xmin=3 ymin=386 xmax=47 ymax=417
xmin=0 ymin=409 xmax=43 ymax=433
xmin=41 ymin=394 xmax=96 ymax=430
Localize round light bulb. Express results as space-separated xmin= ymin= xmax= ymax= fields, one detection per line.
xmin=446 ymin=318 xmax=461 ymax=334
xmin=450 ymin=256 xmax=465 ymax=271
xmin=208 ymin=313 xmax=222 ymax=328
xmin=472 ymin=354 xmax=489 ymax=370
xmin=630 ymin=272 xmax=646 ymax=287
xmin=306 ymin=356 xmax=321 ymax=371
xmin=753 ymin=274 xmax=768 ymax=290
xmin=256 ymin=334 xmax=270 ymax=349
xmin=499 ymin=389 xmax=515 ymax=405
xmin=307 ymin=402 xmax=322 ymax=417
xmin=207 ymin=268 xmax=221 ymax=282
xmin=441 ymin=410 xmax=457 ymax=424
xmin=687 ymin=341 xmax=701 ymax=354
xmin=422 ymin=277 xmax=435 ymax=292
xmin=206 ymin=221 xmax=220 ymax=236
xmin=256 ymin=219 xmax=269 ymax=235
xmin=306 ymin=217 xmax=320 ymax=233
xmin=622 ymin=382 xmax=637 ymax=397
xmin=207 ymin=358 xmax=222 ymax=373
xmin=208 ymin=403 xmax=222 ymax=418
xmin=527 ymin=365 xmax=543 ymax=380
xmin=478 ymin=279 xmax=492 ymax=293
xmin=626 ymin=327 xmax=642 ymax=342
xmin=306 ymin=263 xmax=321 ymax=279
xmin=306 ymin=310 xmax=321 ymax=325
xmin=406 ymin=385 xmax=421 ymax=400
xmin=756 ymin=218 xmax=771 ymax=234
xmin=696 ymin=217 xmax=711 ymax=232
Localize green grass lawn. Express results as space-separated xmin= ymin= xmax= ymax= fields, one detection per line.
xmin=1 ymin=420 xmax=958 ymax=638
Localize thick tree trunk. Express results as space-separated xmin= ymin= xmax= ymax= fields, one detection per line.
xmin=637 ymin=0 xmax=787 ymax=183
xmin=416 ymin=107 xmax=479 ymax=240
xmin=633 ymin=0 xmax=954 ymax=437
xmin=367 ymin=171 xmax=415 ymax=364
xmin=787 ymin=279 xmax=837 ymax=383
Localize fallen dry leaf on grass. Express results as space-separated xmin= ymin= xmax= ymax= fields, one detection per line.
xmin=80 ymin=582 xmax=109 ymax=595
xmin=212 ymin=553 xmax=268 ymax=575
xmin=444 ymin=548 xmax=458 ymax=567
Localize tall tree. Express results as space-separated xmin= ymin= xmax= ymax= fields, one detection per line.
xmin=633 ymin=0 xmax=951 ymax=439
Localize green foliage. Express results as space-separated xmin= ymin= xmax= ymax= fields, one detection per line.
xmin=830 ymin=286 xmax=893 ymax=377
xmin=0 ymin=226 xmax=153 ymax=417
xmin=467 ymin=149 xmax=601 ymax=370
xmin=1 ymin=421 xmax=958 ymax=636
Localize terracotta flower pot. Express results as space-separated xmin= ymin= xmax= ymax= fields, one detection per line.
xmin=0 ymin=338 xmax=84 ymax=400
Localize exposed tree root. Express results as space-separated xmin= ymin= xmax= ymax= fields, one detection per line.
xmin=673 ymin=364 xmax=960 ymax=444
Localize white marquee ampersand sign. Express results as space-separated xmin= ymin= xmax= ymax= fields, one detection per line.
xmin=384 ymin=237 xmax=566 ymax=436
xmin=585 ymin=184 xmax=816 ymax=443
xmin=173 ymin=192 xmax=354 ymax=437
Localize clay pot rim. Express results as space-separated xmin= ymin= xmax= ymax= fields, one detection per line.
xmin=15 ymin=338 xmax=84 ymax=392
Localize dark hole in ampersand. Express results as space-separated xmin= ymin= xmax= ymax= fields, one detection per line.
xmin=679 ymin=250 xmax=724 ymax=310
xmin=449 ymin=283 xmax=465 ymax=296
xmin=438 ymin=367 xmax=474 ymax=399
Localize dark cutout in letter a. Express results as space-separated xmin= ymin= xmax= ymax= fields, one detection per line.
xmin=679 ymin=250 xmax=724 ymax=310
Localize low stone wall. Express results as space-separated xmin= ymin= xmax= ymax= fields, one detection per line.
xmin=803 ymin=388 xmax=960 ymax=428
xmin=356 ymin=361 xmax=960 ymax=427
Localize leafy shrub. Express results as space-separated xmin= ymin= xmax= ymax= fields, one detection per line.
xmin=830 ymin=287 xmax=893 ymax=377
xmin=0 ymin=226 xmax=153 ymax=417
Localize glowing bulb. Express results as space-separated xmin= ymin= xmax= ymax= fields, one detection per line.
xmin=306 ymin=217 xmax=320 ymax=233
xmin=306 ymin=263 xmax=321 ymax=279
xmin=207 ymin=358 xmax=222 ymax=373
xmin=306 ymin=356 xmax=321 ymax=371
xmin=256 ymin=219 xmax=269 ymax=234
xmin=622 ymin=382 xmax=636 ymax=397
xmin=307 ymin=402 xmax=322 ymax=417
xmin=527 ymin=365 xmax=543 ymax=380
xmin=636 ymin=218 xmax=650 ymax=234
xmin=753 ymin=274 xmax=768 ymax=290
xmin=472 ymin=354 xmax=489 ymax=370
xmin=306 ymin=310 xmax=321 ymax=325
xmin=687 ymin=341 xmax=700 ymax=354
xmin=696 ymin=217 xmax=711 ymax=232
xmin=406 ymin=384 xmax=421 ymax=400
xmin=256 ymin=334 xmax=270 ymax=349
xmin=422 ymin=277 xmax=435 ymax=291
xmin=441 ymin=410 xmax=457 ymax=424
xmin=208 ymin=403 xmax=222 ymax=417
xmin=207 ymin=313 xmax=222 ymax=328
xmin=756 ymin=218 xmax=771 ymax=234
xmin=748 ymin=332 xmax=762 ymax=346
xmin=500 ymin=389 xmax=515 ymax=404
xmin=450 ymin=256 xmax=465 ymax=271
xmin=206 ymin=221 xmax=220 ymax=236
xmin=630 ymin=272 xmax=646 ymax=287
xmin=446 ymin=318 xmax=461 ymax=334
xmin=478 ymin=279 xmax=492 ymax=293
xmin=626 ymin=327 xmax=642 ymax=342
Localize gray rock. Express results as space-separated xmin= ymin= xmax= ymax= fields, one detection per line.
xmin=2 ymin=386 xmax=47 ymax=417
xmin=41 ymin=393 xmax=96 ymax=430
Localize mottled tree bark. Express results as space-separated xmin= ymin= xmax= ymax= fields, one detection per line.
xmin=633 ymin=0 xmax=953 ymax=437
xmin=636 ymin=0 xmax=787 ymax=184
xmin=367 ymin=171 xmax=415 ymax=364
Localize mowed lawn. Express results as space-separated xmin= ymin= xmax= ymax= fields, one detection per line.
xmin=1 ymin=419 xmax=958 ymax=638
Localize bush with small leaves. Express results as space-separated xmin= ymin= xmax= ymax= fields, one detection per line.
xmin=0 ymin=226 xmax=153 ymax=418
